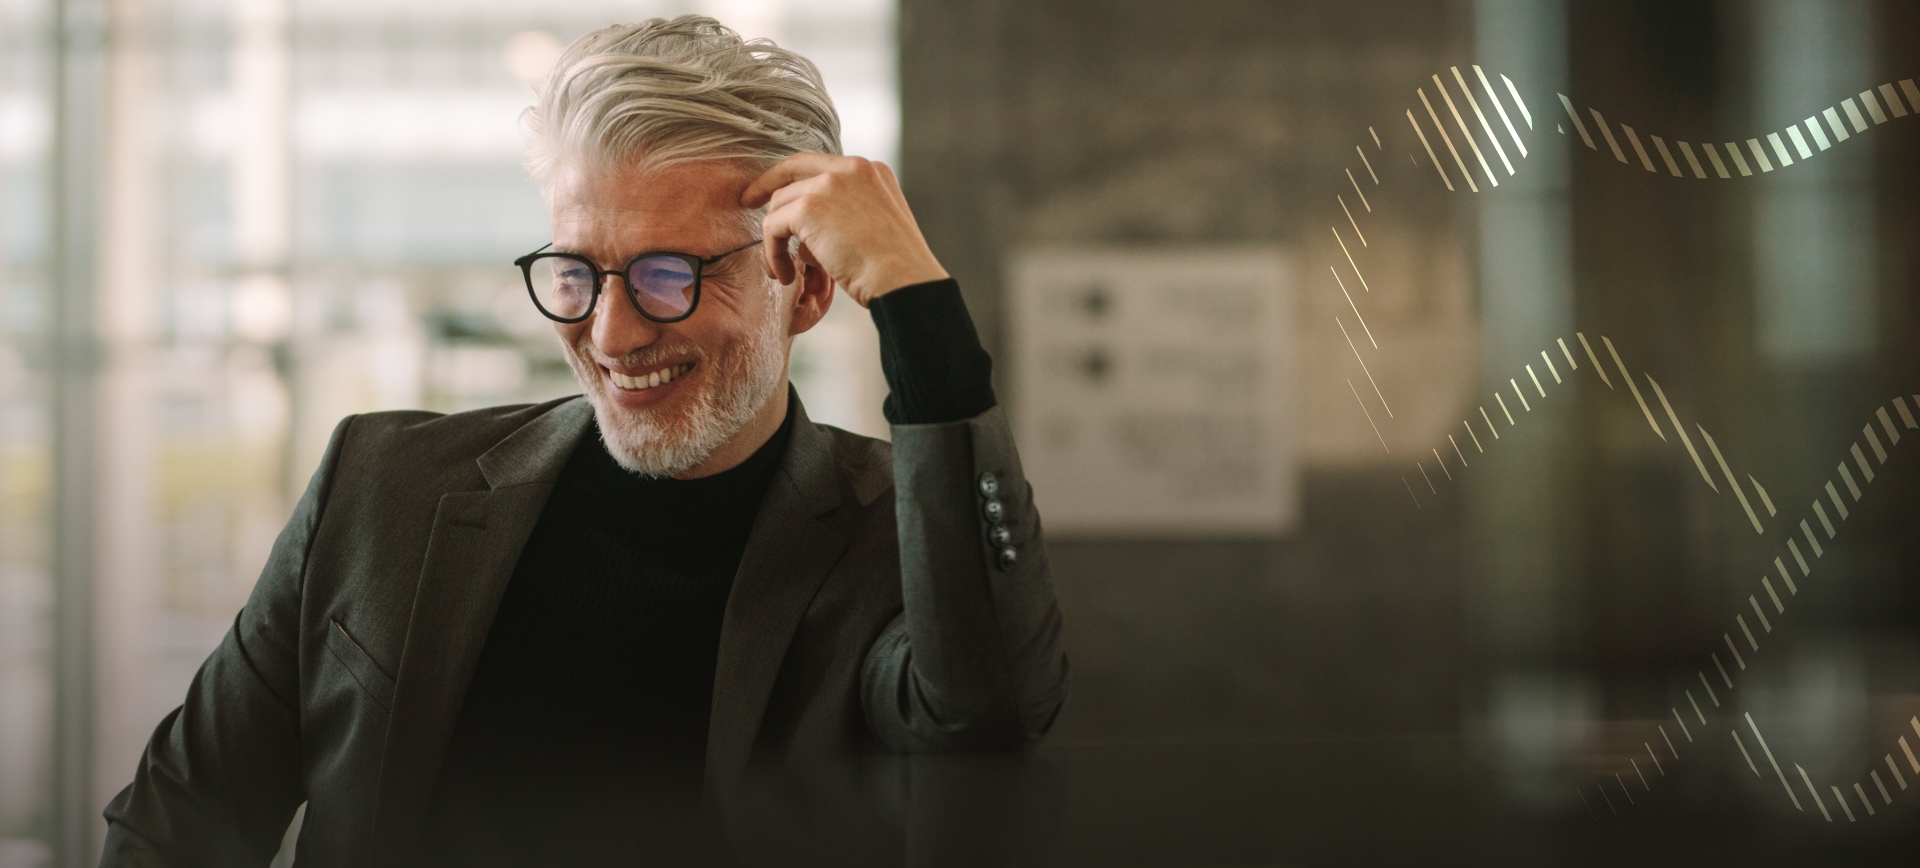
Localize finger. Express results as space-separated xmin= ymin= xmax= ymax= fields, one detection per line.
xmin=741 ymin=151 xmax=841 ymax=208
xmin=871 ymin=161 xmax=918 ymax=219
xmin=794 ymin=240 xmax=823 ymax=271
xmin=760 ymin=232 xmax=794 ymax=286
xmin=759 ymin=172 xmax=833 ymax=216
xmin=759 ymin=204 xmax=800 ymax=285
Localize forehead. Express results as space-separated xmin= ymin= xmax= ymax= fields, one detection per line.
xmin=548 ymin=161 xmax=754 ymax=251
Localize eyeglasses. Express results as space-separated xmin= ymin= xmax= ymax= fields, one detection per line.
xmin=513 ymin=239 xmax=761 ymax=324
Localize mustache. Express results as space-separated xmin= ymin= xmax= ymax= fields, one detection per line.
xmin=571 ymin=333 xmax=708 ymax=370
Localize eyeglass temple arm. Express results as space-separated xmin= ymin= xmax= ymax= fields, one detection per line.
xmin=701 ymin=238 xmax=764 ymax=265
xmin=513 ymin=242 xmax=556 ymax=267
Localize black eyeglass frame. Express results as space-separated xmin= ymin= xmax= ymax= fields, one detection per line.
xmin=513 ymin=239 xmax=762 ymax=324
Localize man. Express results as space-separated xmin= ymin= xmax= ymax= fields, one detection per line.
xmin=101 ymin=16 xmax=1068 ymax=866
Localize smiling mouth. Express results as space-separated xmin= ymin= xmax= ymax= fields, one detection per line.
xmin=607 ymin=362 xmax=694 ymax=391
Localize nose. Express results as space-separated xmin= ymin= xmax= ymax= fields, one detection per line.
xmin=588 ymin=273 xmax=664 ymax=360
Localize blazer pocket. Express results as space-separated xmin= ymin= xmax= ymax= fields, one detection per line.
xmin=325 ymin=619 xmax=396 ymax=712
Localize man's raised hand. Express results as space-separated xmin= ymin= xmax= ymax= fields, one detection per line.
xmin=741 ymin=153 xmax=949 ymax=307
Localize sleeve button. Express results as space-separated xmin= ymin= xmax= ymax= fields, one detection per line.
xmin=989 ymin=524 xmax=1013 ymax=547
xmin=996 ymin=547 xmax=1018 ymax=571
xmin=977 ymin=472 xmax=1000 ymax=498
xmin=982 ymin=498 xmax=1004 ymax=523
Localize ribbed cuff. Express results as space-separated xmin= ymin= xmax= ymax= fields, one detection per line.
xmin=868 ymin=278 xmax=997 ymax=425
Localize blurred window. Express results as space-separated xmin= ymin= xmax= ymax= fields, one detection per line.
xmin=0 ymin=0 xmax=894 ymax=860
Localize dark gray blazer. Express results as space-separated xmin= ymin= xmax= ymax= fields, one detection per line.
xmin=100 ymin=395 xmax=1069 ymax=867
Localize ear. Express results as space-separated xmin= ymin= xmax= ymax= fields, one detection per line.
xmin=786 ymin=260 xmax=834 ymax=336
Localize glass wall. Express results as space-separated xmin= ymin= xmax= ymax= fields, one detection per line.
xmin=895 ymin=0 xmax=1920 ymax=863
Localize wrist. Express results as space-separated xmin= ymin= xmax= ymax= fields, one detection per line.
xmin=857 ymin=255 xmax=949 ymax=304
xmin=868 ymin=277 xmax=997 ymax=424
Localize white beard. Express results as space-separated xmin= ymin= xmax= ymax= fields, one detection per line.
xmin=562 ymin=301 xmax=789 ymax=478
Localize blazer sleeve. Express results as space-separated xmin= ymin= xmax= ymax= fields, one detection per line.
xmin=100 ymin=416 xmax=354 ymax=867
xmin=861 ymin=405 xmax=1070 ymax=751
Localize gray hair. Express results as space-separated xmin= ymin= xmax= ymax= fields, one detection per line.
xmin=522 ymin=16 xmax=841 ymax=194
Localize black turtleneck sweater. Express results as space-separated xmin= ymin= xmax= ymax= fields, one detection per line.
xmin=419 ymin=279 xmax=992 ymax=863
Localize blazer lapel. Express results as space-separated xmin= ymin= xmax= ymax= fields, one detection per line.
xmin=705 ymin=398 xmax=852 ymax=795
xmin=369 ymin=398 xmax=593 ymax=863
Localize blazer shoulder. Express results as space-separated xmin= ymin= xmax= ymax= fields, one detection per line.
xmin=335 ymin=396 xmax=584 ymax=482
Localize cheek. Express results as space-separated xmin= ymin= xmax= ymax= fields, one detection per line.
xmin=699 ymin=281 xmax=779 ymax=335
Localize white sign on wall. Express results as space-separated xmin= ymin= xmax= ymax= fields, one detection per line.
xmin=1008 ymin=247 xmax=1297 ymax=537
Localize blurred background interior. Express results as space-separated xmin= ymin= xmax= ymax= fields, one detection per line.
xmin=3 ymin=0 xmax=1918 ymax=865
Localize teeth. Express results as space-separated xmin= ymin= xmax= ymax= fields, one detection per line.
xmin=610 ymin=362 xmax=692 ymax=391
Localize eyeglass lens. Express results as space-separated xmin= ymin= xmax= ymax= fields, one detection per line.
xmin=529 ymin=255 xmax=598 ymax=321
xmin=628 ymin=255 xmax=698 ymax=320
xmin=526 ymin=253 xmax=700 ymax=322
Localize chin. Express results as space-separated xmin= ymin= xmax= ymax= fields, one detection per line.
xmin=562 ymin=331 xmax=786 ymax=478
xmin=578 ymin=371 xmax=719 ymax=477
